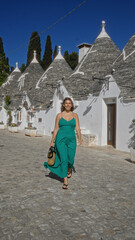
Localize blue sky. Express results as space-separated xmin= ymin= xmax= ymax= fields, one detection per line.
xmin=0 ymin=0 xmax=135 ymax=68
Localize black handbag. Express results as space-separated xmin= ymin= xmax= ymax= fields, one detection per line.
xmin=47 ymin=146 xmax=55 ymax=166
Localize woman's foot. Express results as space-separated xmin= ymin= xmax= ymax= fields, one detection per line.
xmin=68 ymin=168 xmax=72 ymax=178
xmin=63 ymin=177 xmax=68 ymax=189
xmin=67 ymin=173 xmax=72 ymax=178
xmin=62 ymin=183 xmax=68 ymax=190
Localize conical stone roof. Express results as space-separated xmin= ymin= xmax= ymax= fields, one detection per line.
xmin=64 ymin=21 xmax=121 ymax=100
xmin=17 ymin=51 xmax=44 ymax=107
xmin=32 ymin=46 xmax=73 ymax=109
xmin=0 ymin=63 xmax=21 ymax=107
xmin=113 ymin=33 xmax=135 ymax=102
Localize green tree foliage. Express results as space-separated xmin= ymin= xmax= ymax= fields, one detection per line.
xmin=64 ymin=51 xmax=70 ymax=65
xmin=20 ymin=63 xmax=26 ymax=73
xmin=64 ymin=51 xmax=78 ymax=70
xmin=5 ymin=95 xmax=11 ymax=106
xmin=7 ymin=110 xmax=12 ymax=126
xmin=42 ymin=35 xmax=52 ymax=70
xmin=10 ymin=66 xmax=14 ymax=73
xmin=26 ymin=31 xmax=41 ymax=66
xmin=53 ymin=45 xmax=57 ymax=59
xmin=69 ymin=52 xmax=78 ymax=70
xmin=0 ymin=37 xmax=9 ymax=86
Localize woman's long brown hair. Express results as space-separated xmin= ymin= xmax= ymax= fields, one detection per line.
xmin=61 ymin=97 xmax=74 ymax=112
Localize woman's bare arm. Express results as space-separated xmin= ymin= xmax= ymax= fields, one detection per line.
xmin=74 ymin=113 xmax=82 ymax=145
xmin=50 ymin=113 xmax=60 ymax=146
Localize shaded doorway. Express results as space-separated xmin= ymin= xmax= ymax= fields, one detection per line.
xmin=107 ymin=104 xmax=116 ymax=147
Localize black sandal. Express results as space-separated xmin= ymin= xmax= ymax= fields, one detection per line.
xmin=62 ymin=184 xmax=68 ymax=190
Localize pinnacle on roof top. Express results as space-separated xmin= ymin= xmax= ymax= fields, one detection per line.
xmin=55 ymin=46 xmax=64 ymax=60
xmin=13 ymin=62 xmax=21 ymax=73
xmin=31 ymin=50 xmax=38 ymax=63
xmin=97 ymin=20 xmax=110 ymax=39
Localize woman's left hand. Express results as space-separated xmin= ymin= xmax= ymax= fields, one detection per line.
xmin=78 ymin=139 xmax=82 ymax=146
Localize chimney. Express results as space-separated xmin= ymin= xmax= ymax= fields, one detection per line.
xmin=77 ymin=43 xmax=91 ymax=63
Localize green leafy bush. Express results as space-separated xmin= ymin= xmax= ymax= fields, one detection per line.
xmin=7 ymin=110 xmax=12 ymax=126
xmin=10 ymin=123 xmax=18 ymax=127
xmin=4 ymin=95 xmax=11 ymax=106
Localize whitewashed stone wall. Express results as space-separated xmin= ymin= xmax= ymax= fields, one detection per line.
xmin=51 ymin=78 xmax=135 ymax=152
xmin=116 ymin=100 xmax=135 ymax=152
xmin=18 ymin=108 xmax=28 ymax=130
xmin=0 ymin=107 xmax=7 ymax=126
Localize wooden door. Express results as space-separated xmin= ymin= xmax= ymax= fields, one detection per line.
xmin=107 ymin=104 xmax=116 ymax=147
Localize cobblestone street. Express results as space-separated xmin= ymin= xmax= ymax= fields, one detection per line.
xmin=0 ymin=130 xmax=135 ymax=240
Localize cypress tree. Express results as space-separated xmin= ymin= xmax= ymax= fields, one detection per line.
xmin=53 ymin=45 xmax=57 ymax=59
xmin=64 ymin=51 xmax=70 ymax=65
xmin=0 ymin=37 xmax=9 ymax=86
xmin=0 ymin=37 xmax=5 ymax=56
xmin=64 ymin=51 xmax=78 ymax=70
xmin=10 ymin=66 xmax=14 ymax=73
xmin=42 ymin=35 xmax=52 ymax=70
xmin=26 ymin=31 xmax=41 ymax=66
xmin=5 ymin=57 xmax=9 ymax=73
xmin=20 ymin=63 xmax=26 ymax=73
xmin=69 ymin=52 xmax=78 ymax=70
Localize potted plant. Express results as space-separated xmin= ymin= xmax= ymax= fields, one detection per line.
xmin=0 ymin=121 xmax=4 ymax=129
xmin=8 ymin=123 xmax=18 ymax=133
xmin=25 ymin=125 xmax=37 ymax=137
xmin=129 ymin=119 xmax=135 ymax=163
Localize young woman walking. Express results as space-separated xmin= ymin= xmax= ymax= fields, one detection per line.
xmin=44 ymin=97 xmax=82 ymax=189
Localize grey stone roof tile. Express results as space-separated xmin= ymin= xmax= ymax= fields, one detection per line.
xmin=0 ymin=68 xmax=21 ymax=108
xmin=31 ymin=52 xmax=72 ymax=109
xmin=64 ymin=31 xmax=121 ymax=100
xmin=113 ymin=34 xmax=135 ymax=102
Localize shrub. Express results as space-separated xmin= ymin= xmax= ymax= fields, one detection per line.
xmin=7 ymin=110 xmax=12 ymax=126
xmin=25 ymin=127 xmax=36 ymax=130
xmin=4 ymin=95 xmax=11 ymax=106
xmin=10 ymin=123 xmax=18 ymax=127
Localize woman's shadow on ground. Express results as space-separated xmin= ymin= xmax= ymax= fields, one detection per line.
xmin=45 ymin=172 xmax=64 ymax=183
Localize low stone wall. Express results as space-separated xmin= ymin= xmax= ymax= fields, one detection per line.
xmin=0 ymin=124 xmax=5 ymax=130
xmin=130 ymin=149 xmax=135 ymax=163
xmin=8 ymin=126 xmax=18 ymax=133
xmin=76 ymin=133 xmax=97 ymax=146
xmin=82 ymin=134 xmax=97 ymax=146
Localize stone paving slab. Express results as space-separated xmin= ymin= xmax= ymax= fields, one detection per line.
xmin=0 ymin=130 xmax=135 ymax=240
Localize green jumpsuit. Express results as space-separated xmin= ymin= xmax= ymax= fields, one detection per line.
xmin=44 ymin=114 xmax=77 ymax=178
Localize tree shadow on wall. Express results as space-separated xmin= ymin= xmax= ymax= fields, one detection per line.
xmin=128 ymin=119 xmax=135 ymax=149
xmin=83 ymin=98 xmax=97 ymax=116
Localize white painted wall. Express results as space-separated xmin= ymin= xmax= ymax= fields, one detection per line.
xmin=0 ymin=107 xmax=7 ymax=125
xmin=53 ymin=78 xmax=135 ymax=152
xmin=18 ymin=108 xmax=28 ymax=130
xmin=117 ymin=99 xmax=135 ymax=152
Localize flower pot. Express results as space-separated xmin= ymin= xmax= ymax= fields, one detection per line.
xmin=0 ymin=124 xmax=5 ymax=130
xmin=130 ymin=148 xmax=135 ymax=163
xmin=8 ymin=126 xmax=18 ymax=133
xmin=25 ymin=129 xmax=37 ymax=137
